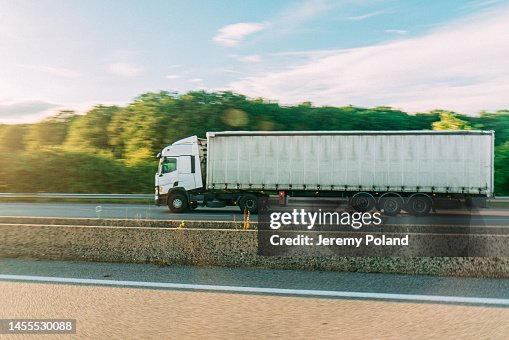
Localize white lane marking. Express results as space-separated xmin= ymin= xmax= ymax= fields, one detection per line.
xmin=0 ymin=274 xmax=508 ymax=306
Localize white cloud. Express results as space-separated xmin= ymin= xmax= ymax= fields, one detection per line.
xmin=188 ymin=78 xmax=203 ymax=83
xmin=346 ymin=10 xmax=387 ymax=21
xmin=230 ymin=6 xmax=509 ymax=114
xmin=278 ymin=0 xmax=334 ymax=25
xmin=223 ymin=69 xmax=241 ymax=74
xmin=107 ymin=62 xmax=145 ymax=77
xmin=213 ymin=22 xmax=268 ymax=47
xmin=265 ymin=0 xmax=338 ymax=39
xmin=231 ymin=54 xmax=263 ymax=63
xmin=464 ymin=0 xmax=504 ymax=9
xmin=211 ymin=1 xmax=339 ymax=48
xmin=20 ymin=65 xmax=81 ymax=78
xmin=0 ymin=100 xmax=59 ymax=124
xmin=165 ymin=74 xmax=181 ymax=80
xmin=384 ymin=29 xmax=408 ymax=35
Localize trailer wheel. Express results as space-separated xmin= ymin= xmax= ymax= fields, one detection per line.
xmin=379 ymin=196 xmax=402 ymax=216
xmin=350 ymin=193 xmax=375 ymax=212
xmin=407 ymin=196 xmax=431 ymax=216
xmin=168 ymin=192 xmax=188 ymax=213
xmin=239 ymin=194 xmax=259 ymax=214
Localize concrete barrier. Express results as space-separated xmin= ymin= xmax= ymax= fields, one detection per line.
xmin=0 ymin=216 xmax=244 ymax=229
xmin=1 ymin=222 xmax=508 ymax=278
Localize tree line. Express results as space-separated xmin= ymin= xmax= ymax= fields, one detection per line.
xmin=0 ymin=91 xmax=508 ymax=195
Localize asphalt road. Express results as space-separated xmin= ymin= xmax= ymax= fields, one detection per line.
xmin=0 ymin=202 xmax=508 ymax=227
xmin=1 ymin=259 xmax=508 ymax=338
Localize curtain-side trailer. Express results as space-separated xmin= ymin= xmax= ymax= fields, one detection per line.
xmin=155 ymin=130 xmax=494 ymax=216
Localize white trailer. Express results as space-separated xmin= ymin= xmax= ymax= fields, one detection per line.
xmin=155 ymin=130 xmax=494 ymax=215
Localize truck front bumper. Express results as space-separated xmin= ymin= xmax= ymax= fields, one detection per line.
xmin=155 ymin=187 xmax=168 ymax=206
xmin=155 ymin=194 xmax=168 ymax=206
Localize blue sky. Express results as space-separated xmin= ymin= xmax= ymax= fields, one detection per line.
xmin=0 ymin=0 xmax=508 ymax=123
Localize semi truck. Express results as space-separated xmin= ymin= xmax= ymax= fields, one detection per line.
xmin=155 ymin=130 xmax=494 ymax=216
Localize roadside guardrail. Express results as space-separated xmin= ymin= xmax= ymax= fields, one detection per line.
xmin=0 ymin=193 xmax=508 ymax=202
xmin=0 ymin=193 xmax=152 ymax=199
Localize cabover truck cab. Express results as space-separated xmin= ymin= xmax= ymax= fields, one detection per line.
xmin=155 ymin=131 xmax=495 ymax=216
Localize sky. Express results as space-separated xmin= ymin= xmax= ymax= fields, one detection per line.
xmin=0 ymin=0 xmax=508 ymax=123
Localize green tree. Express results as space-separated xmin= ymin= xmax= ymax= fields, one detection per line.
xmin=495 ymin=141 xmax=509 ymax=196
xmin=114 ymin=91 xmax=178 ymax=162
xmin=2 ymin=90 xmax=509 ymax=194
xmin=472 ymin=111 xmax=509 ymax=146
xmin=25 ymin=111 xmax=76 ymax=150
xmin=65 ymin=106 xmax=119 ymax=152
xmin=0 ymin=125 xmax=26 ymax=152
xmin=432 ymin=111 xmax=473 ymax=130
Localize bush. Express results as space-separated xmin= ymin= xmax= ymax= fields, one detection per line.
xmin=495 ymin=142 xmax=509 ymax=196
xmin=0 ymin=151 xmax=156 ymax=193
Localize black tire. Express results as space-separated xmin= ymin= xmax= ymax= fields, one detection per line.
xmin=407 ymin=196 xmax=432 ymax=216
xmin=378 ymin=196 xmax=403 ymax=216
xmin=350 ymin=193 xmax=375 ymax=212
xmin=239 ymin=194 xmax=259 ymax=214
xmin=168 ymin=192 xmax=188 ymax=213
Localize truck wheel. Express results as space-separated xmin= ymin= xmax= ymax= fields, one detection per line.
xmin=407 ymin=196 xmax=431 ymax=216
xmin=168 ymin=192 xmax=188 ymax=213
xmin=379 ymin=196 xmax=402 ymax=216
xmin=350 ymin=193 xmax=375 ymax=212
xmin=239 ymin=194 xmax=259 ymax=214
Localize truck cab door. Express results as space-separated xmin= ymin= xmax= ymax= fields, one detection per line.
xmin=176 ymin=155 xmax=196 ymax=190
xmin=158 ymin=157 xmax=179 ymax=192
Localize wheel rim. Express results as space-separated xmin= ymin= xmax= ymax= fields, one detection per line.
xmin=357 ymin=198 xmax=368 ymax=208
xmin=412 ymin=199 xmax=427 ymax=213
xmin=352 ymin=195 xmax=374 ymax=211
xmin=245 ymin=199 xmax=255 ymax=209
xmin=383 ymin=198 xmax=399 ymax=213
xmin=173 ymin=198 xmax=183 ymax=209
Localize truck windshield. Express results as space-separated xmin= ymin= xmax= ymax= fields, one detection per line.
xmin=161 ymin=157 xmax=177 ymax=174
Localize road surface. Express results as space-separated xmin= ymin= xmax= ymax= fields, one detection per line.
xmin=0 ymin=202 xmax=509 ymax=227
xmin=1 ymin=259 xmax=509 ymax=339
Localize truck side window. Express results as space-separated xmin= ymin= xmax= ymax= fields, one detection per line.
xmin=162 ymin=157 xmax=177 ymax=174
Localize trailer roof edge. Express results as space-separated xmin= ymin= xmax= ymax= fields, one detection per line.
xmin=209 ymin=130 xmax=493 ymax=137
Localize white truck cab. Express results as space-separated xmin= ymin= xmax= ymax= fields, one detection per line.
xmin=155 ymin=136 xmax=204 ymax=209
